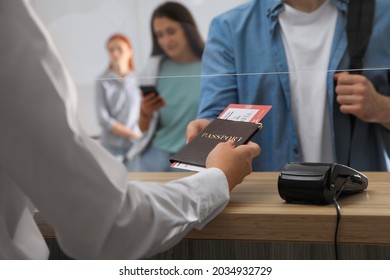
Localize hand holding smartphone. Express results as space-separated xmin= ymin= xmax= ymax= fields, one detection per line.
xmin=139 ymin=85 xmax=165 ymax=118
xmin=140 ymin=85 xmax=159 ymax=96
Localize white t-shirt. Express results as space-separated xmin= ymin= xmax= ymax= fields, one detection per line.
xmin=279 ymin=0 xmax=337 ymax=162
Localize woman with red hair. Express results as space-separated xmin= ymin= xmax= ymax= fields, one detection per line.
xmin=96 ymin=34 xmax=143 ymax=170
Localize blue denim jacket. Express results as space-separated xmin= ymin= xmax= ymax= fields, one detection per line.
xmin=199 ymin=0 xmax=390 ymax=171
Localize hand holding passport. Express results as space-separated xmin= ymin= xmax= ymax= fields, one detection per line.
xmin=171 ymin=104 xmax=272 ymax=171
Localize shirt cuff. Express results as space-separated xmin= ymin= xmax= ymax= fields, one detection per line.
xmin=181 ymin=168 xmax=230 ymax=230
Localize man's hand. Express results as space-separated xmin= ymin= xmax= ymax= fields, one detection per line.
xmin=335 ymin=72 xmax=390 ymax=129
xmin=186 ymin=119 xmax=211 ymax=143
xmin=206 ymin=140 xmax=261 ymax=191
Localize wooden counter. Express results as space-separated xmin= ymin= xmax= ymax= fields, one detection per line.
xmin=35 ymin=172 xmax=390 ymax=259
xmin=123 ymin=172 xmax=390 ymax=244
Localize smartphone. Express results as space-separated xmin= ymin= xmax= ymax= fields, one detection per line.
xmin=140 ymin=85 xmax=159 ymax=96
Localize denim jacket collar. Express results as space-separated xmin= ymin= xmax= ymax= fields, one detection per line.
xmin=265 ymin=0 xmax=348 ymax=18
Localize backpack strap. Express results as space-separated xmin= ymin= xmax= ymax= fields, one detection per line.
xmin=344 ymin=0 xmax=375 ymax=166
xmin=347 ymin=0 xmax=375 ymax=74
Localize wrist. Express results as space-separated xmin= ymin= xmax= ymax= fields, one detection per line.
xmin=140 ymin=110 xmax=152 ymax=119
xmin=376 ymin=95 xmax=390 ymax=129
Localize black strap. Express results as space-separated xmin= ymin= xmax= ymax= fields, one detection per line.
xmin=344 ymin=0 xmax=375 ymax=165
xmin=347 ymin=0 xmax=375 ymax=74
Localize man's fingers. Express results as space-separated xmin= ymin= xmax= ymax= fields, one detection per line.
xmin=235 ymin=141 xmax=261 ymax=158
xmin=339 ymin=104 xmax=361 ymax=115
xmin=335 ymin=72 xmax=366 ymax=86
xmin=335 ymin=85 xmax=355 ymax=95
xmin=186 ymin=119 xmax=210 ymax=143
xmin=334 ymin=71 xmax=349 ymax=81
xmin=337 ymin=94 xmax=360 ymax=104
xmin=185 ymin=124 xmax=198 ymax=143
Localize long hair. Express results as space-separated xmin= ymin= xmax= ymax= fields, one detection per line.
xmin=150 ymin=2 xmax=204 ymax=59
xmin=106 ymin=33 xmax=135 ymax=72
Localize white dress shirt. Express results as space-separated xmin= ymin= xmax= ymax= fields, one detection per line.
xmin=0 ymin=0 xmax=229 ymax=259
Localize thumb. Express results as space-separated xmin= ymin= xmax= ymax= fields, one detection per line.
xmin=225 ymin=140 xmax=236 ymax=148
xmin=236 ymin=141 xmax=261 ymax=158
xmin=214 ymin=140 xmax=236 ymax=150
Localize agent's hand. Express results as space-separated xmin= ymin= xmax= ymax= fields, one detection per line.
xmin=186 ymin=119 xmax=211 ymax=143
xmin=140 ymin=93 xmax=165 ymax=118
xmin=335 ymin=72 xmax=390 ymax=129
xmin=206 ymin=140 xmax=261 ymax=191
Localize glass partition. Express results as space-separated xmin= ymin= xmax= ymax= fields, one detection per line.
xmin=30 ymin=0 xmax=390 ymax=171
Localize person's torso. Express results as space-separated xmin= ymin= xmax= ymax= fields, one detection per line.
xmin=99 ymin=71 xmax=141 ymax=149
xmin=152 ymin=59 xmax=201 ymax=153
xmin=201 ymin=0 xmax=390 ymax=171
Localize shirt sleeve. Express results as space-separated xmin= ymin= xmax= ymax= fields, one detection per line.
xmin=0 ymin=1 xmax=230 ymax=260
xmin=95 ymin=80 xmax=117 ymax=131
xmin=94 ymin=168 xmax=229 ymax=259
xmin=198 ymin=16 xmax=239 ymax=120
